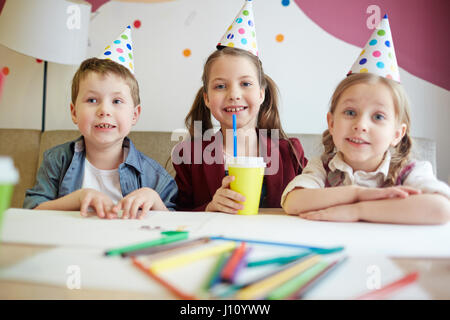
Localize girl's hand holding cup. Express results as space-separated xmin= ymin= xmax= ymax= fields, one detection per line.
xmin=206 ymin=175 xmax=246 ymax=214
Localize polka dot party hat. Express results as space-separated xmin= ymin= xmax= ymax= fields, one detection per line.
xmin=99 ymin=25 xmax=134 ymax=74
xmin=348 ymin=14 xmax=400 ymax=82
xmin=217 ymin=0 xmax=258 ymax=56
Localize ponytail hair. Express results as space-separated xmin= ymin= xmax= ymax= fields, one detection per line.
xmin=385 ymin=132 xmax=412 ymax=186
xmin=324 ymin=73 xmax=412 ymax=185
xmin=185 ymin=87 xmax=212 ymax=137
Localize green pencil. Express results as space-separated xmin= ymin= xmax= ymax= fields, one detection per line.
xmin=104 ymin=231 xmax=188 ymax=257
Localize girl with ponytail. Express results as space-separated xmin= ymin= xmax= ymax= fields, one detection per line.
xmin=172 ymin=47 xmax=307 ymax=212
xmin=282 ymin=73 xmax=449 ymax=224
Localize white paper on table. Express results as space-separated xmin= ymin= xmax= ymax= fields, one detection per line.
xmin=0 ymin=245 xmax=429 ymax=300
xmin=1 ymin=208 xmax=216 ymax=249
xmin=2 ymin=208 xmax=450 ymax=257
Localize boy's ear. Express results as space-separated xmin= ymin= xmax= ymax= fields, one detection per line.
xmin=326 ymin=112 xmax=334 ymax=134
xmin=70 ymin=103 xmax=78 ymax=124
xmin=132 ymin=105 xmax=141 ymax=125
xmin=391 ymin=123 xmax=407 ymax=147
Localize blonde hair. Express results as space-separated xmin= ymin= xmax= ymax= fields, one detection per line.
xmin=323 ymin=73 xmax=412 ymax=186
xmin=185 ymin=47 xmax=301 ymax=166
xmin=71 ymin=58 xmax=140 ymax=107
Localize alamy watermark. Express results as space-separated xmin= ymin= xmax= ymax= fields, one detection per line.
xmin=66 ymin=5 xmax=81 ymax=30
xmin=66 ymin=265 xmax=81 ymax=290
xmin=366 ymin=5 xmax=381 ymax=29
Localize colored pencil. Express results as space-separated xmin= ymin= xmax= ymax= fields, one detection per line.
xmin=121 ymin=237 xmax=210 ymax=257
xmin=209 ymin=236 xmax=343 ymax=254
xmin=197 ymin=251 xmax=230 ymax=298
xmin=247 ymin=252 xmax=310 ymax=267
xmin=266 ymin=260 xmax=330 ymax=300
xmin=104 ymin=231 xmax=188 ymax=256
xmin=235 ymin=255 xmax=321 ymax=300
xmin=221 ymin=242 xmax=248 ymax=282
xmin=354 ymin=271 xmax=419 ymax=300
xmin=148 ymin=241 xmax=236 ymax=273
xmin=289 ymin=256 xmax=347 ymax=299
xmin=132 ymin=257 xmax=196 ymax=300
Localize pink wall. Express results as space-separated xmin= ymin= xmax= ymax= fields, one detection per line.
xmin=295 ymin=0 xmax=450 ymax=90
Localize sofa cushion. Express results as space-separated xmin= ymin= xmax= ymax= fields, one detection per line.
xmin=0 ymin=129 xmax=41 ymax=208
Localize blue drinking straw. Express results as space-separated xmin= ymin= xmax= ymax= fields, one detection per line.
xmin=232 ymin=114 xmax=237 ymax=157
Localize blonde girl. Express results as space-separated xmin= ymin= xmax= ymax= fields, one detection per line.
xmin=282 ymin=73 xmax=449 ymax=224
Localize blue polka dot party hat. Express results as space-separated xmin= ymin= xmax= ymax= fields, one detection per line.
xmin=348 ymin=14 xmax=400 ymax=82
xmin=217 ymin=0 xmax=258 ymax=56
xmin=99 ymin=25 xmax=134 ymax=74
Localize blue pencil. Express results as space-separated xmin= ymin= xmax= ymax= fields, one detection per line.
xmin=209 ymin=236 xmax=344 ymax=254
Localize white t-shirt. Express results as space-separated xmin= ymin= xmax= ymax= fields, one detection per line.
xmin=281 ymin=151 xmax=450 ymax=206
xmin=81 ymin=158 xmax=123 ymax=204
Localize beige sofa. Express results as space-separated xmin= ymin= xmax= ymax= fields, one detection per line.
xmin=0 ymin=129 xmax=436 ymax=209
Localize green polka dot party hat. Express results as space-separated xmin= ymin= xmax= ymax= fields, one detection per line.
xmin=348 ymin=14 xmax=400 ymax=82
xmin=217 ymin=0 xmax=258 ymax=56
xmin=99 ymin=25 xmax=134 ymax=74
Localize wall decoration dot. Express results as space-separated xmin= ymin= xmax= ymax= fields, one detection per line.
xmin=183 ymin=48 xmax=191 ymax=57
xmin=281 ymin=0 xmax=290 ymax=6
xmin=36 ymin=59 xmax=43 ymax=63
xmin=1 ymin=67 xmax=9 ymax=76
xmin=133 ymin=20 xmax=141 ymax=29
xmin=276 ymin=34 xmax=284 ymax=42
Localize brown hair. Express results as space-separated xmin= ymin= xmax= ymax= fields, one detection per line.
xmin=71 ymin=57 xmax=140 ymax=107
xmin=323 ymin=73 xmax=412 ymax=186
xmin=185 ymin=47 xmax=301 ymax=166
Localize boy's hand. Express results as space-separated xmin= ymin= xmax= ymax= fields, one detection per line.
xmin=356 ymin=186 xmax=421 ymax=202
xmin=78 ymin=189 xmax=115 ymax=219
xmin=205 ymin=175 xmax=246 ymax=214
xmin=112 ymin=187 xmax=167 ymax=220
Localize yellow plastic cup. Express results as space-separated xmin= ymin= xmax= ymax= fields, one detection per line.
xmin=0 ymin=157 xmax=19 ymax=237
xmin=227 ymin=157 xmax=266 ymax=215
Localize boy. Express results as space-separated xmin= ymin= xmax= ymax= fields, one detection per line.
xmin=24 ymin=27 xmax=177 ymax=219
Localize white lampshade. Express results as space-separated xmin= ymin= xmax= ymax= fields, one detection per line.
xmin=0 ymin=0 xmax=91 ymax=65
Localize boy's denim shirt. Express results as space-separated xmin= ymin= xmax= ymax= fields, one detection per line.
xmin=23 ymin=136 xmax=178 ymax=211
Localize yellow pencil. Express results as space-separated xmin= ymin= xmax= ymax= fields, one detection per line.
xmin=149 ymin=241 xmax=236 ymax=273
xmin=235 ymin=255 xmax=321 ymax=300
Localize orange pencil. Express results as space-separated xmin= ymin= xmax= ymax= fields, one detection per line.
xmin=132 ymin=257 xmax=197 ymax=300
xmin=355 ymin=271 xmax=419 ymax=300
xmin=221 ymin=242 xmax=247 ymax=282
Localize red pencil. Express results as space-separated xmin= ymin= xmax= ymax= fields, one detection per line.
xmin=355 ymin=271 xmax=419 ymax=300
xmin=132 ymin=257 xmax=197 ymax=300
xmin=221 ymin=242 xmax=247 ymax=282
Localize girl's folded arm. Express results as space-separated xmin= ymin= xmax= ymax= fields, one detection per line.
xmin=283 ymin=185 xmax=359 ymax=215
xmin=356 ymin=193 xmax=450 ymax=225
